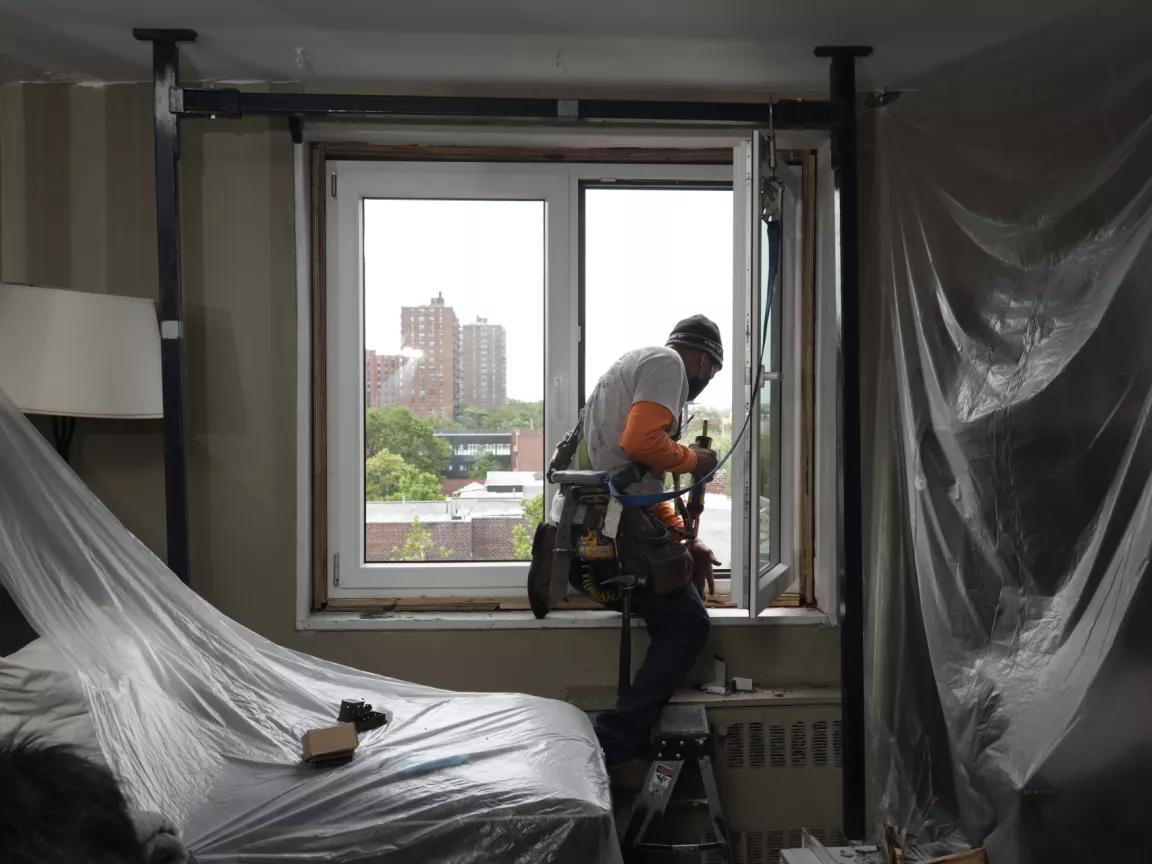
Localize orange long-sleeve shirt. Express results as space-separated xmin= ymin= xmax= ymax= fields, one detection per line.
xmin=618 ymin=401 xmax=696 ymax=534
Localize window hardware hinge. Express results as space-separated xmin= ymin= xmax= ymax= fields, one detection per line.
xmin=330 ymin=173 xmax=337 ymax=199
xmin=333 ymin=553 xmax=341 ymax=586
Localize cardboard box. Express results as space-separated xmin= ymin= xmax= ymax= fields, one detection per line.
xmin=302 ymin=722 xmax=359 ymax=766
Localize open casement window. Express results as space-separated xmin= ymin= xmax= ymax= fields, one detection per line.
xmin=745 ymin=133 xmax=809 ymax=614
xmin=311 ymin=140 xmax=820 ymax=614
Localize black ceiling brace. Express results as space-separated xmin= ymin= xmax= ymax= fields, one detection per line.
xmin=132 ymin=26 xmax=872 ymax=840
xmin=175 ymin=86 xmax=835 ymax=128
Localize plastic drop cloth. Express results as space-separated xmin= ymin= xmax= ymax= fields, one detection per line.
xmin=0 ymin=390 xmax=619 ymax=863
xmin=865 ymin=5 xmax=1152 ymax=861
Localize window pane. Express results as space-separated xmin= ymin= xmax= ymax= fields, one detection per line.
xmin=758 ymin=217 xmax=782 ymax=566
xmin=362 ymin=199 xmax=545 ymax=563
xmin=583 ymin=187 xmax=733 ymax=568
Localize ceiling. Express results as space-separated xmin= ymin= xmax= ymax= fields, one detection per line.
xmin=0 ymin=0 xmax=1105 ymax=95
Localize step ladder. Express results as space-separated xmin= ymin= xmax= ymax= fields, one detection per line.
xmin=620 ymin=704 xmax=732 ymax=862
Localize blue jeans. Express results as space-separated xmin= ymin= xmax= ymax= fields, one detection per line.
xmin=591 ymin=582 xmax=711 ymax=764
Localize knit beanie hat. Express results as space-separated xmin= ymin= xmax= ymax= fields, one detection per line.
xmin=666 ymin=314 xmax=723 ymax=368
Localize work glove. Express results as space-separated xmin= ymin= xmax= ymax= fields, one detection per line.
xmin=688 ymin=538 xmax=720 ymax=599
xmin=689 ymin=445 xmax=718 ymax=479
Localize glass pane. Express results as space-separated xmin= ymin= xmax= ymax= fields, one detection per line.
xmin=362 ymin=199 xmax=545 ymax=563
xmin=758 ymin=217 xmax=782 ymax=567
xmin=583 ymin=187 xmax=734 ymax=568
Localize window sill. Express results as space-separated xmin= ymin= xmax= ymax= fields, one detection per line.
xmin=297 ymin=605 xmax=830 ymax=631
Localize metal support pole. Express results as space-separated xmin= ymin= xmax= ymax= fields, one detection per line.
xmin=134 ymin=28 xmax=197 ymax=584
xmin=815 ymin=44 xmax=872 ymax=842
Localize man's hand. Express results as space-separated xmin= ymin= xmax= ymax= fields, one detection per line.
xmin=688 ymin=538 xmax=720 ymax=599
xmin=690 ymin=445 xmax=718 ymax=479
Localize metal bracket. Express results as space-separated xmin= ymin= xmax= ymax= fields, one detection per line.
xmin=132 ymin=28 xmax=198 ymax=44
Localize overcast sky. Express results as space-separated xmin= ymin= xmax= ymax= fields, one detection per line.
xmin=364 ymin=188 xmax=733 ymax=410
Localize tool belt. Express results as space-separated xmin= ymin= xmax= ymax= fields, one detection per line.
xmin=544 ymin=471 xmax=692 ymax=599
xmin=536 ymin=413 xmax=692 ymax=610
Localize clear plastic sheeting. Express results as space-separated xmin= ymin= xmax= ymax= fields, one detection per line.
xmin=865 ymin=5 xmax=1152 ymax=862
xmin=0 ymin=390 xmax=619 ymax=863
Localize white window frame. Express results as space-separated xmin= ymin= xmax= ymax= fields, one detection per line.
xmin=328 ymin=163 xmax=567 ymax=595
xmin=294 ymin=124 xmax=834 ymax=625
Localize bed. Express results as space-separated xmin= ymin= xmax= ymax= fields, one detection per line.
xmin=0 ymin=387 xmax=620 ymax=863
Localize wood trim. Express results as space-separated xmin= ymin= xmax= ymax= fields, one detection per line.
xmin=324 ymin=592 xmax=759 ymax=614
xmin=798 ymin=151 xmax=818 ymax=605
xmin=310 ymin=143 xmax=330 ymax=611
xmin=316 ymin=143 xmax=733 ymax=165
xmin=771 ymin=592 xmax=803 ymax=608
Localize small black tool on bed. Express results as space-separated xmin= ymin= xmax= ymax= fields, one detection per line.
xmin=337 ymin=698 xmax=388 ymax=732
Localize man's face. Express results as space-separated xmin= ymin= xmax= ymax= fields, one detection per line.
xmin=686 ymin=349 xmax=719 ymax=401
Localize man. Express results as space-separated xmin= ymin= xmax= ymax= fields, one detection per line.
xmin=537 ymin=314 xmax=723 ymax=767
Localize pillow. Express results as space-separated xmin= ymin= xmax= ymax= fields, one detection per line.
xmin=0 ymin=637 xmax=105 ymax=765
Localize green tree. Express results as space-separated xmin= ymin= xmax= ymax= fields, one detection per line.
xmin=456 ymin=400 xmax=544 ymax=432
xmin=488 ymin=400 xmax=544 ymax=431
xmin=365 ymin=406 xmax=451 ymax=475
xmin=365 ymin=449 xmax=443 ymax=502
xmin=391 ymin=518 xmax=449 ymax=561
xmin=469 ymin=451 xmax=504 ymax=480
xmin=456 ymin=406 xmax=491 ymax=431
xmin=511 ymin=493 xmax=545 ymax=560
xmin=426 ymin=413 xmax=460 ymax=432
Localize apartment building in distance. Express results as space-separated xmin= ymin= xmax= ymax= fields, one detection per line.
xmin=461 ymin=317 xmax=507 ymax=411
xmin=364 ymin=350 xmax=406 ymax=408
xmin=400 ymin=292 xmax=460 ymax=420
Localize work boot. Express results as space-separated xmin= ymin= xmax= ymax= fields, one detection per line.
xmin=527 ymin=523 xmax=556 ymax=619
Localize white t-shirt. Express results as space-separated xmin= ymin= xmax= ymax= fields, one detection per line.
xmin=582 ymin=346 xmax=689 ymax=494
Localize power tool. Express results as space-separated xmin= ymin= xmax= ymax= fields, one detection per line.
xmin=685 ymin=420 xmax=711 ymax=535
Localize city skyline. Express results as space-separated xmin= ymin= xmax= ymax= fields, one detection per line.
xmin=364 ymin=199 xmax=544 ymax=405
xmin=363 ymin=191 xmax=734 ymax=409
xmin=365 ymin=295 xmax=509 ymax=419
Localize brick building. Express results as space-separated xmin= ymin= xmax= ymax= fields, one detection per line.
xmin=401 ymin=292 xmax=459 ymax=420
xmin=364 ymin=350 xmax=406 ymax=408
xmin=510 ymin=428 xmax=544 ymax=471
xmin=366 ymin=516 xmax=524 ymax=561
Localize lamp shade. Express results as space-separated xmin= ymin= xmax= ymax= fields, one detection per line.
xmin=0 ymin=283 xmax=163 ymax=419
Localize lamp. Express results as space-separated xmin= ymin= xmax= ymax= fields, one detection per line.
xmin=0 ymin=283 xmax=163 ymax=461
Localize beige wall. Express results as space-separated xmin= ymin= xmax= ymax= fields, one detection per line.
xmin=0 ymin=82 xmax=839 ymax=698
